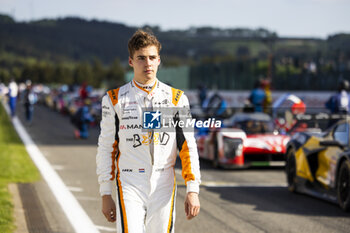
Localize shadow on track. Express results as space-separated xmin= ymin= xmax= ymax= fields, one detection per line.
xmin=184 ymin=158 xmax=286 ymax=171
xmin=205 ymin=185 xmax=350 ymax=217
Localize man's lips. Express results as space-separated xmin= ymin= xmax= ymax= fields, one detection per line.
xmin=145 ymin=70 xmax=153 ymax=73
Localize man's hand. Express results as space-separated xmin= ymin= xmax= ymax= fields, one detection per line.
xmin=102 ymin=195 xmax=116 ymax=222
xmin=184 ymin=192 xmax=200 ymax=220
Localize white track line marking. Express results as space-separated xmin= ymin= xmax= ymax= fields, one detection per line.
xmin=76 ymin=196 xmax=100 ymax=201
xmin=95 ymin=225 xmax=116 ymax=232
xmin=3 ymin=101 xmax=100 ymax=233
xmin=52 ymin=165 xmax=65 ymax=170
xmin=67 ymin=186 xmax=84 ymax=192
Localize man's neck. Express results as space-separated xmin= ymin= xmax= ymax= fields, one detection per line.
xmin=134 ymin=79 xmax=156 ymax=89
xmin=133 ymin=77 xmax=156 ymax=85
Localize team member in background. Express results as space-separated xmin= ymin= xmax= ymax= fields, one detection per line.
xmin=262 ymin=79 xmax=272 ymax=114
xmin=8 ymin=78 xmax=18 ymax=117
xmin=249 ymin=79 xmax=266 ymax=112
xmin=326 ymin=79 xmax=350 ymax=114
xmin=71 ymin=99 xmax=94 ymax=139
xmin=23 ymin=80 xmax=37 ymax=124
xmin=96 ymin=29 xmax=201 ymax=233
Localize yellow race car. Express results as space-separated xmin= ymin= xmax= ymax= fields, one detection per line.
xmin=285 ymin=118 xmax=350 ymax=211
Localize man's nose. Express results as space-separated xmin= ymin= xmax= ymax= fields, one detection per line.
xmin=145 ymin=57 xmax=151 ymax=65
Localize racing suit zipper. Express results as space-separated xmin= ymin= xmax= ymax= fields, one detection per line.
xmin=144 ymin=96 xmax=155 ymax=165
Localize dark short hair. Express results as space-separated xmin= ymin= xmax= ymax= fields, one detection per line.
xmin=128 ymin=29 xmax=162 ymax=58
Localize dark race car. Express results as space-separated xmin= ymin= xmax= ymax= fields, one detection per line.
xmin=285 ymin=117 xmax=350 ymax=211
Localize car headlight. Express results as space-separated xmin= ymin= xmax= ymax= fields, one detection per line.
xmin=223 ymin=137 xmax=243 ymax=159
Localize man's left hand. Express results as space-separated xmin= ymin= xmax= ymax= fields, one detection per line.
xmin=184 ymin=192 xmax=200 ymax=220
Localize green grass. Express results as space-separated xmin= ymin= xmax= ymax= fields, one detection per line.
xmin=0 ymin=102 xmax=40 ymax=233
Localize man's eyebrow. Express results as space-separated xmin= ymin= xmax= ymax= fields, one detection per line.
xmin=136 ymin=55 xmax=158 ymax=58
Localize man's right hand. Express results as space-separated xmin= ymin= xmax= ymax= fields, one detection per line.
xmin=102 ymin=195 xmax=116 ymax=222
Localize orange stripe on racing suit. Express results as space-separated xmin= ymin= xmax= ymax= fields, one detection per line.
xmin=171 ymin=88 xmax=183 ymax=106
xmin=179 ymin=140 xmax=196 ymax=184
xmin=116 ymin=149 xmax=128 ymax=233
xmin=109 ymin=140 xmax=118 ymax=181
xmin=107 ymin=88 xmax=120 ymax=106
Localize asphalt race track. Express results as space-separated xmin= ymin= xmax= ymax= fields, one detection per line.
xmin=16 ymin=104 xmax=350 ymax=233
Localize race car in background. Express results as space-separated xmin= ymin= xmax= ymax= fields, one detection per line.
xmin=285 ymin=117 xmax=350 ymax=211
xmin=196 ymin=112 xmax=290 ymax=168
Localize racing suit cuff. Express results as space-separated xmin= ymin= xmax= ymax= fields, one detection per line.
xmin=186 ymin=180 xmax=200 ymax=194
xmin=99 ymin=181 xmax=113 ymax=196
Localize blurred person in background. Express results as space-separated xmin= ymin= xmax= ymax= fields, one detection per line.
xmin=72 ymin=99 xmax=94 ymax=139
xmin=202 ymin=92 xmax=227 ymax=120
xmin=8 ymin=78 xmax=18 ymax=117
xmin=23 ymin=80 xmax=37 ymax=124
xmin=79 ymin=81 xmax=89 ymax=100
xmin=0 ymin=81 xmax=5 ymax=100
xmin=262 ymin=79 xmax=272 ymax=114
xmin=249 ymin=79 xmax=266 ymax=112
xmin=325 ymin=79 xmax=350 ymax=114
xmin=198 ymin=84 xmax=207 ymax=107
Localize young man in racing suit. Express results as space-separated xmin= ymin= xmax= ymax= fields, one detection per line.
xmin=96 ymin=29 xmax=201 ymax=233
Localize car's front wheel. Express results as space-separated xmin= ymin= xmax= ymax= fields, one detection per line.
xmin=337 ymin=160 xmax=350 ymax=211
xmin=212 ymin=140 xmax=220 ymax=169
xmin=286 ymin=148 xmax=297 ymax=192
xmin=212 ymin=154 xmax=219 ymax=168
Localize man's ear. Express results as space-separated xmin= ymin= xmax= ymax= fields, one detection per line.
xmin=128 ymin=57 xmax=133 ymax=67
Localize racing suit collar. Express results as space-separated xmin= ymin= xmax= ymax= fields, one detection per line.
xmin=133 ymin=79 xmax=158 ymax=95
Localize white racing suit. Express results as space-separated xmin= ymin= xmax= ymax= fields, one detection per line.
xmin=96 ymin=79 xmax=201 ymax=233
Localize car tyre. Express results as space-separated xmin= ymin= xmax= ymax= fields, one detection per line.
xmin=212 ymin=139 xmax=220 ymax=169
xmin=212 ymin=154 xmax=220 ymax=168
xmin=337 ymin=160 xmax=350 ymax=211
xmin=286 ymin=148 xmax=297 ymax=192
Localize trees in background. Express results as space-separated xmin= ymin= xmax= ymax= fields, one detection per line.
xmin=0 ymin=55 xmax=124 ymax=89
xmin=0 ymin=14 xmax=349 ymax=90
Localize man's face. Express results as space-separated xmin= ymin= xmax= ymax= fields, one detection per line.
xmin=129 ymin=45 xmax=160 ymax=84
